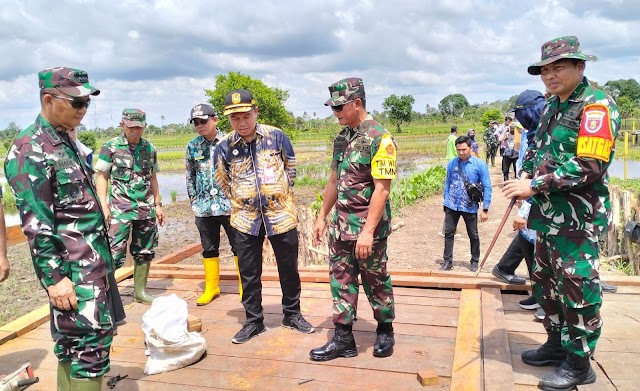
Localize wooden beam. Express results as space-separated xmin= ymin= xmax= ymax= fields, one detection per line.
xmin=481 ymin=288 xmax=515 ymax=391
xmin=450 ymin=289 xmax=482 ymax=391
xmin=153 ymin=242 xmax=202 ymax=265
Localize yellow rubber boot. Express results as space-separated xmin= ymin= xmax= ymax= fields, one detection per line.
xmin=57 ymin=361 xmax=71 ymax=391
xmin=197 ymin=257 xmax=220 ymax=306
xmin=70 ymin=376 xmax=103 ymax=391
xmin=234 ymin=256 xmax=243 ymax=301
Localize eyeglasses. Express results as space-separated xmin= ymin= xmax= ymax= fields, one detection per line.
xmin=331 ymin=100 xmax=355 ymax=112
xmin=52 ymin=95 xmax=91 ymax=109
xmin=193 ymin=118 xmax=209 ymax=126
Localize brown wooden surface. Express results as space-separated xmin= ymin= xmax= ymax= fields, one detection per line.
xmin=481 ymin=287 xmax=514 ymax=391
xmin=450 ymin=289 xmax=482 ymax=391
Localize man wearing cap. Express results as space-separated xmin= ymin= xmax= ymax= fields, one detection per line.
xmin=96 ymin=108 xmax=164 ymax=305
xmin=214 ymin=89 xmax=314 ymax=344
xmin=503 ymin=36 xmax=620 ymax=390
xmin=483 ymin=120 xmax=500 ymax=167
xmin=309 ymin=77 xmax=396 ymax=361
xmin=185 ymin=103 xmax=240 ymax=305
xmin=4 ymin=67 xmax=114 ymax=390
xmin=445 ymin=125 xmax=458 ymax=160
xmin=467 ymin=129 xmax=479 ymax=157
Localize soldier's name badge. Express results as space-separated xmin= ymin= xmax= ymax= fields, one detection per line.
xmin=263 ymin=167 xmax=276 ymax=184
xmin=54 ymin=158 xmax=74 ymax=171
xmin=576 ymin=103 xmax=614 ymax=162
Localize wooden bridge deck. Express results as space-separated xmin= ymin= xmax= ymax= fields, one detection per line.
xmin=1 ymin=251 xmax=640 ymax=390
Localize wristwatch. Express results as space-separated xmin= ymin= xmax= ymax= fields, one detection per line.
xmin=482 ymin=208 xmax=489 ymax=213
xmin=155 ymin=202 xmax=163 ymax=207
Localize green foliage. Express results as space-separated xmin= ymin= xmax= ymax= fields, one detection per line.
xmin=610 ymin=177 xmax=640 ymax=196
xmin=480 ymin=108 xmax=503 ymax=127
xmin=382 ymin=94 xmax=415 ymax=133
xmin=77 ymin=132 xmax=97 ymax=151
xmin=170 ymin=190 xmax=178 ymax=203
xmin=438 ymin=94 xmax=470 ymax=119
xmin=310 ymin=192 xmax=324 ymax=217
xmin=1 ymin=183 xmax=17 ymax=213
xmin=616 ymin=96 xmax=640 ymax=119
xmin=390 ymin=165 xmax=446 ymax=213
xmin=605 ymin=79 xmax=640 ymax=101
xmin=206 ymin=72 xmax=294 ymax=136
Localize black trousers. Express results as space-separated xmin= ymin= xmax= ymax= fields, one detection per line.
xmin=234 ymin=226 xmax=301 ymax=324
xmin=495 ymin=233 xmax=535 ymax=278
xmin=443 ymin=207 xmax=480 ymax=263
xmin=502 ymin=156 xmax=518 ymax=180
xmin=194 ymin=216 xmax=237 ymax=258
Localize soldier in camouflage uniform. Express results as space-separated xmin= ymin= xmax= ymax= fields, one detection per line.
xmin=4 ymin=67 xmax=113 ymax=390
xmin=503 ymin=36 xmax=620 ymax=390
xmin=0 ymin=187 xmax=9 ymax=282
xmin=309 ymin=78 xmax=396 ymax=361
xmin=96 ymin=109 xmax=164 ymax=304
xmin=185 ymin=103 xmax=240 ymax=305
xmin=483 ymin=121 xmax=500 ymax=166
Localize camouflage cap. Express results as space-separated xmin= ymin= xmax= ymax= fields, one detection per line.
xmin=190 ymin=103 xmax=216 ymax=122
xmin=38 ymin=67 xmax=100 ymax=97
xmin=223 ymin=89 xmax=256 ymax=116
xmin=324 ymin=77 xmax=365 ymax=107
xmin=122 ymin=108 xmax=146 ymax=127
xmin=528 ymin=36 xmax=598 ymax=75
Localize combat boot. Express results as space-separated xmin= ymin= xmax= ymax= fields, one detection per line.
xmin=69 ymin=376 xmax=103 ymax=391
xmin=57 ymin=361 xmax=71 ymax=391
xmin=234 ymin=255 xmax=243 ymax=301
xmin=521 ymin=330 xmax=565 ymax=366
xmin=196 ymin=257 xmax=220 ymax=306
xmin=133 ymin=261 xmax=155 ymax=304
xmin=538 ymin=353 xmax=596 ymax=390
xmin=373 ymin=322 xmax=395 ymax=358
xmin=309 ymin=324 xmax=358 ymax=361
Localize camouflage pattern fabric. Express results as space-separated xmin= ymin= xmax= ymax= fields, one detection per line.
xmin=528 ymin=36 xmax=598 ymax=75
xmin=324 ymin=77 xmax=365 ymax=107
xmin=329 ymin=114 xmax=396 ymax=241
xmin=214 ymin=124 xmax=297 ymax=237
xmin=95 ymin=135 xmax=160 ymax=220
xmin=4 ymin=115 xmax=113 ymax=378
xmin=522 ymin=77 xmax=620 ymax=238
xmin=532 ymin=233 xmax=602 ymax=357
xmin=38 ymin=66 xmax=100 ymax=97
xmin=329 ymin=235 xmax=395 ymax=325
xmin=483 ymin=127 xmax=499 ymax=153
xmin=185 ymin=133 xmax=231 ymax=217
xmin=109 ymin=218 xmax=158 ymax=268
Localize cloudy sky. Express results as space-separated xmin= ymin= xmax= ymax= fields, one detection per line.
xmin=1 ymin=0 xmax=639 ymax=130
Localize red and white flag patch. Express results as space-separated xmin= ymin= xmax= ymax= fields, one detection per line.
xmin=576 ymin=103 xmax=614 ymax=162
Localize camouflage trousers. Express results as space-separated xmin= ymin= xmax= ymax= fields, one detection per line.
xmin=329 ymin=235 xmax=395 ymax=325
xmin=51 ymin=267 xmax=113 ymax=378
xmin=532 ymin=233 xmax=603 ymax=358
xmin=109 ymin=218 xmax=158 ymax=269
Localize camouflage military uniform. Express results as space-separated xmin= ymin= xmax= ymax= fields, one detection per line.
xmin=329 ymin=114 xmax=397 ymax=325
xmin=95 ymin=134 xmax=160 ymax=268
xmin=522 ymin=77 xmax=620 ymax=358
xmin=483 ymin=126 xmax=499 ymax=165
xmin=5 ymin=115 xmax=113 ymax=378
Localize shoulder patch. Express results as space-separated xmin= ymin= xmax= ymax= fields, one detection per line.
xmin=576 ymin=103 xmax=614 ymax=162
xmin=371 ymin=134 xmax=397 ymax=180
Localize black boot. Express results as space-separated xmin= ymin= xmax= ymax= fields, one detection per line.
xmin=309 ymin=324 xmax=358 ymax=361
xmin=373 ymin=323 xmax=395 ymax=357
xmin=440 ymin=261 xmax=453 ymax=271
xmin=538 ymin=353 xmax=596 ymax=390
xmin=521 ymin=331 xmax=566 ymax=366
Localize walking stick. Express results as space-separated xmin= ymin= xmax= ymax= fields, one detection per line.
xmin=475 ymin=197 xmax=517 ymax=276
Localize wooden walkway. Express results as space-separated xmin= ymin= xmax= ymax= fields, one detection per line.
xmin=1 ymin=244 xmax=640 ymax=390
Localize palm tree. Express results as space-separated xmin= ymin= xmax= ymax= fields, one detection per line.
xmin=161 ymin=115 xmax=165 ymax=128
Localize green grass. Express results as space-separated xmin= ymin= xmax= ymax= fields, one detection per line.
xmin=1 ymin=183 xmax=16 ymax=213
xmin=390 ymin=165 xmax=446 ymax=214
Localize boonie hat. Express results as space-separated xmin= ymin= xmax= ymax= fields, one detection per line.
xmin=324 ymin=77 xmax=365 ymax=107
xmin=39 ymin=67 xmax=100 ymax=97
xmin=122 ymin=108 xmax=146 ymax=127
xmin=223 ymin=89 xmax=256 ymax=116
xmin=190 ymin=103 xmax=216 ymax=122
xmin=528 ymin=36 xmax=597 ymax=75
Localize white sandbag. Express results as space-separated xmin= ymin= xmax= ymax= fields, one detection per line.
xmin=141 ymin=294 xmax=207 ymax=375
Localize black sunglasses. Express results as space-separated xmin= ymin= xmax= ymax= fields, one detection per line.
xmin=331 ymin=100 xmax=355 ymax=112
xmin=52 ymin=95 xmax=91 ymax=109
xmin=192 ymin=118 xmax=210 ymax=126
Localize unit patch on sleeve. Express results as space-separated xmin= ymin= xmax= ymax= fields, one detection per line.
xmin=371 ymin=134 xmax=397 ymax=179
xmin=576 ymin=103 xmax=614 ymax=162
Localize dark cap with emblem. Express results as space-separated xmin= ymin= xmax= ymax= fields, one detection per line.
xmin=190 ymin=103 xmax=217 ymax=122
xmin=324 ymin=77 xmax=365 ymax=107
xmin=122 ymin=108 xmax=146 ymax=127
xmin=38 ymin=66 xmax=100 ymax=97
xmin=223 ymin=89 xmax=256 ymax=116
xmin=528 ymin=36 xmax=598 ymax=75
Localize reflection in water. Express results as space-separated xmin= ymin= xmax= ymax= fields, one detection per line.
xmin=609 ymin=159 xmax=640 ymax=179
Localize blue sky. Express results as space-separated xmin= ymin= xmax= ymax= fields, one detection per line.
xmin=1 ymin=0 xmax=639 ymax=129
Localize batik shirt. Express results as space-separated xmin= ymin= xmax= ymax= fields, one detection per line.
xmin=214 ymin=124 xmax=297 ymax=237
xmin=331 ymin=114 xmax=397 ymax=241
xmin=443 ymin=156 xmax=492 ymax=214
xmin=522 ymin=77 xmax=620 ymax=238
xmin=4 ymin=115 xmax=112 ymax=288
xmin=95 ymin=135 xmax=159 ymax=221
xmin=185 ymin=132 xmax=231 ymax=217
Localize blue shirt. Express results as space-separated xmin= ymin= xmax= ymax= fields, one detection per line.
xmin=515 ymin=128 xmax=536 ymax=244
xmin=443 ymin=156 xmax=492 ymax=213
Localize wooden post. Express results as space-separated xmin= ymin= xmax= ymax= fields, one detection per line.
xmin=607 ymin=187 xmax=620 ymax=257
xmin=622 ymin=191 xmax=638 ymax=274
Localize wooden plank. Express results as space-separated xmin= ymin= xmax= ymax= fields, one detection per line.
xmin=0 ymin=305 xmax=50 ymax=339
xmin=481 ymin=288 xmax=514 ymax=391
xmin=153 ymin=242 xmax=202 ymax=265
xmin=450 ymin=289 xmax=482 ymax=391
